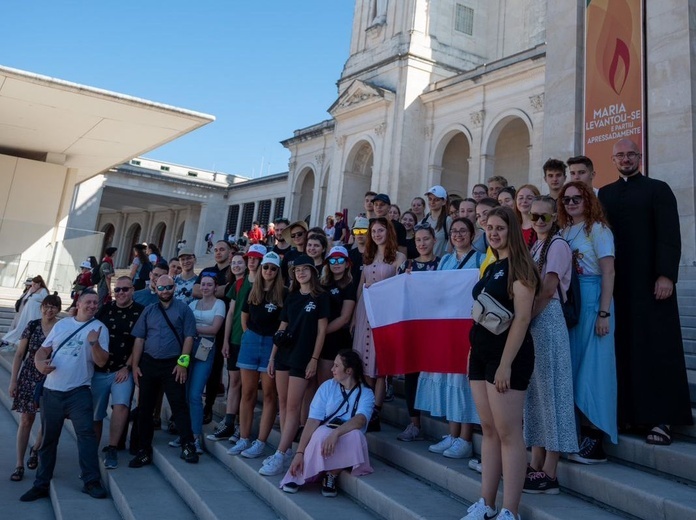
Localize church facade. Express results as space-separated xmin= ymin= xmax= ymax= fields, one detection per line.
xmin=281 ymin=0 xmax=696 ymax=267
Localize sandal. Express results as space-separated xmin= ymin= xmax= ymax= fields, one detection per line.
xmin=646 ymin=424 xmax=672 ymax=446
xmin=27 ymin=447 xmax=39 ymax=470
xmin=10 ymin=466 xmax=24 ymax=481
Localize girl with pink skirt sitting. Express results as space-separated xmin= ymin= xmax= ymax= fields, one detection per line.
xmin=280 ymin=349 xmax=374 ymax=497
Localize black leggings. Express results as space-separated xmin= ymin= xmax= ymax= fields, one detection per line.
xmin=404 ymin=372 xmax=421 ymax=418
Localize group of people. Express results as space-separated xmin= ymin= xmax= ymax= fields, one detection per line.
xmin=5 ymin=138 xmax=692 ymax=520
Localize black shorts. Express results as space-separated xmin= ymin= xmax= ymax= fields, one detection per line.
xmin=468 ymin=326 xmax=535 ymax=391
xmin=274 ymin=359 xmax=306 ymax=379
xmin=226 ymin=343 xmax=240 ymax=372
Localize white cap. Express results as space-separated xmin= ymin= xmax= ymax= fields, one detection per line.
xmin=245 ymin=244 xmax=267 ymax=258
xmin=80 ymin=261 xmax=92 ymax=269
xmin=261 ymin=251 xmax=281 ymax=267
xmin=327 ymin=246 xmax=349 ymax=259
xmin=425 ymin=185 xmax=447 ymax=199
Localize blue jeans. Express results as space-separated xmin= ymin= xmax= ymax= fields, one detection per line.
xmin=35 ymin=386 xmax=101 ymax=488
xmin=187 ymin=338 xmax=215 ymax=435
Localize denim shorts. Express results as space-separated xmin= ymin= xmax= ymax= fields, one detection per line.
xmin=91 ymin=370 xmax=134 ymax=421
xmin=237 ymin=329 xmax=274 ymax=372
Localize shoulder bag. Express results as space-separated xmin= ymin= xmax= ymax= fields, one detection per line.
xmin=33 ymin=319 xmax=95 ymax=407
xmin=471 ymin=288 xmax=514 ymax=335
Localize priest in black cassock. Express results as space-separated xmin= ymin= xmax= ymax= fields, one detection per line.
xmin=598 ymin=138 xmax=693 ymax=445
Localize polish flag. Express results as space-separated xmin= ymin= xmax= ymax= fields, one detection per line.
xmin=363 ymin=269 xmax=479 ymax=374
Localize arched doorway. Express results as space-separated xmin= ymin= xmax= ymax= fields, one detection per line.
xmin=439 ymin=132 xmax=470 ymax=199
xmin=341 ymin=141 xmax=373 ymax=221
xmin=100 ymin=223 xmax=115 ymax=259
xmin=295 ymin=168 xmax=315 ymax=223
xmin=488 ymin=116 xmax=531 ymax=189
xmin=125 ymin=223 xmax=142 ymax=263
xmin=152 ymin=222 xmax=167 ymax=252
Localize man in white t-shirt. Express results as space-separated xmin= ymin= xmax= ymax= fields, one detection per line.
xmin=21 ymin=290 xmax=110 ymax=502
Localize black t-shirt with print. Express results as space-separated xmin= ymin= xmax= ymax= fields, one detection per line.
xmin=348 ymin=247 xmax=364 ymax=293
xmin=242 ymin=287 xmax=288 ymax=337
xmin=397 ymin=257 xmax=440 ymax=274
xmin=95 ymin=301 xmax=145 ymax=373
xmin=276 ymin=290 xmax=330 ymax=370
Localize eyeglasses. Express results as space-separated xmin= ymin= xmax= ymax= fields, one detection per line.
xmin=561 ymin=196 xmax=583 ymax=206
xmin=414 ymin=222 xmax=431 ymax=231
xmin=262 ymin=265 xmax=278 ymax=271
xmin=113 ymin=287 xmax=132 ymax=293
xmin=328 ymin=257 xmax=347 ymax=265
xmin=530 ymin=213 xmax=554 ymax=223
xmin=156 ymin=285 xmax=174 ymax=291
xmin=473 ymin=190 xmax=487 ymax=196
xmin=613 ymin=152 xmax=640 ymax=160
xmin=450 ymin=229 xmax=470 ymax=236
xmin=290 ymin=231 xmax=305 ymax=238
xmin=353 ymin=229 xmax=368 ymax=235
xmin=42 ymin=305 xmax=59 ymax=311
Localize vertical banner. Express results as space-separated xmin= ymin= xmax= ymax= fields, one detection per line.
xmin=584 ymin=0 xmax=645 ymax=186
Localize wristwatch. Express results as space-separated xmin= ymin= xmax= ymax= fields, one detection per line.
xmin=598 ymin=311 xmax=611 ymax=318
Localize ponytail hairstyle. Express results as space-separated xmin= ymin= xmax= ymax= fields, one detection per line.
xmin=42 ymin=292 xmax=62 ymax=311
xmin=337 ymin=349 xmax=368 ymax=388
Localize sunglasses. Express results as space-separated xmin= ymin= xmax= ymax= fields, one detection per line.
xmin=290 ymin=231 xmax=305 ymax=238
xmin=414 ymin=223 xmax=432 ymax=231
xmin=262 ymin=265 xmax=278 ymax=271
xmin=113 ymin=287 xmax=132 ymax=293
xmin=328 ymin=257 xmax=347 ymax=265
xmin=156 ymin=285 xmax=175 ymax=291
xmin=353 ymin=229 xmax=368 ymax=235
xmin=530 ymin=213 xmax=554 ymax=223
xmin=561 ymin=196 xmax=583 ymax=206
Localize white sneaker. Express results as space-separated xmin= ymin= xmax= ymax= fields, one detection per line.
xmin=194 ymin=437 xmax=204 ymax=455
xmin=498 ymin=509 xmax=520 ymax=520
xmin=397 ymin=423 xmax=422 ymax=442
xmin=461 ymin=498 xmax=498 ymax=520
xmin=227 ymin=438 xmax=251 ymax=456
xmin=168 ymin=438 xmax=181 ymax=448
xmin=429 ymin=434 xmax=455 ymax=454
xmin=283 ymin=448 xmax=294 ymax=468
xmin=444 ymin=438 xmax=473 ymax=459
xmin=468 ymin=457 xmax=482 ymax=473
xmin=241 ymin=439 xmax=266 ymax=459
xmin=259 ymin=450 xmax=285 ymax=476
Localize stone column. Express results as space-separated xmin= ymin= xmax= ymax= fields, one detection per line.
xmin=542 ymin=0 xmax=584 ymax=159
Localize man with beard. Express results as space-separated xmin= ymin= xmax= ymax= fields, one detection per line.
xmin=133 ymin=262 xmax=169 ymax=306
xmin=128 ymin=276 xmax=199 ymax=467
xmin=272 ymin=218 xmax=292 ymax=259
xmin=599 ymin=138 xmax=693 ymax=445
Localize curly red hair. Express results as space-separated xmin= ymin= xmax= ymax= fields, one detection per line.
xmin=557 ymin=181 xmax=609 ymax=235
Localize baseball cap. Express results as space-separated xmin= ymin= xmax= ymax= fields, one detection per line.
xmin=245 ymin=244 xmax=267 ymax=258
xmin=80 ymin=261 xmax=92 ymax=269
xmin=291 ymin=254 xmax=319 ymax=273
xmin=177 ymin=248 xmax=196 ymax=258
xmin=425 ymin=185 xmax=447 ymax=199
xmin=260 ymin=251 xmax=281 ymax=267
xmin=352 ymin=216 xmax=369 ymax=229
xmin=327 ymin=246 xmax=349 ymax=259
xmin=372 ymin=193 xmax=391 ymax=205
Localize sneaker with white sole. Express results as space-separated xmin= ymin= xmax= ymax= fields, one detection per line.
xmin=282 ymin=482 xmax=300 ymax=494
xmin=498 ymin=508 xmax=520 ymax=520
xmin=241 ymin=439 xmax=266 ymax=459
xmin=259 ymin=450 xmax=285 ymax=476
xmin=206 ymin=423 xmax=236 ymax=441
xmin=567 ymin=436 xmax=607 ymax=464
xmin=429 ymin=435 xmax=455 ymax=454
xmin=322 ymin=473 xmax=338 ymax=497
xmin=194 ymin=437 xmax=203 ymax=455
xmin=444 ymin=438 xmax=473 ymax=459
xmin=168 ymin=438 xmax=181 ymax=448
xmin=468 ymin=457 xmax=482 ymax=473
xmin=461 ymin=497 xmax=498 ymax=520
xmin=227 ymin=438 xmax=251 ymax=456
xmin=229 ymin=425 xmax=241 ymax=443
xmin=396 ymin=423 xmax=422 ymax=442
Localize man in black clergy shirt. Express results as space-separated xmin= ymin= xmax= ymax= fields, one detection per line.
xmin=598 ymin=138 xmax=693 ymax=445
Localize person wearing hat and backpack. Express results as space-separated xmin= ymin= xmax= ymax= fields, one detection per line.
xmin=423 ymin=185 xmax=452 ymax=257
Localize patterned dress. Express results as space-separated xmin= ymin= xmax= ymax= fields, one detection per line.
xmin=352 ymin=262 xmax=398 ymax=377
xmin=12 ymin=319 xmax=48 ymax=414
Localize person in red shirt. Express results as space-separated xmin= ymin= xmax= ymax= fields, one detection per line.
xmin=248 ymin=222 xmax=264 ymax=245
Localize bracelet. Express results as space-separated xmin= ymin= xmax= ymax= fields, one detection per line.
xmin=295 ymin=451 xmax=304 ymax=456
xmin=311 ymin=357 xmax=318 ymax=361
xmin=177 ymin=354 xmax=190 ymax=368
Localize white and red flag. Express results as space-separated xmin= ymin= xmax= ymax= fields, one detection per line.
xmin=362 ymin=269 xmax=479 ymax=374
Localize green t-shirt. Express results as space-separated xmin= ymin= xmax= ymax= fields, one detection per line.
xmin=225 ymin=275 xmax=253 ymax=345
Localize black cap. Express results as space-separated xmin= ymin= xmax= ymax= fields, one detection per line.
xmin=291 ymin=254 xmax=319 ymax=274
xmin=372 ymin=193 xmax=391 ymax=205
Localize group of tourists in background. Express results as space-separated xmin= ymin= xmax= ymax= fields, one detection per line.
xmin=3 ymin=138 xmax=692 ymax=520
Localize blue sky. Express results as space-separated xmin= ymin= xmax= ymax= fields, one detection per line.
xmin=2 ymin=1 xmax=355 ymax=177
